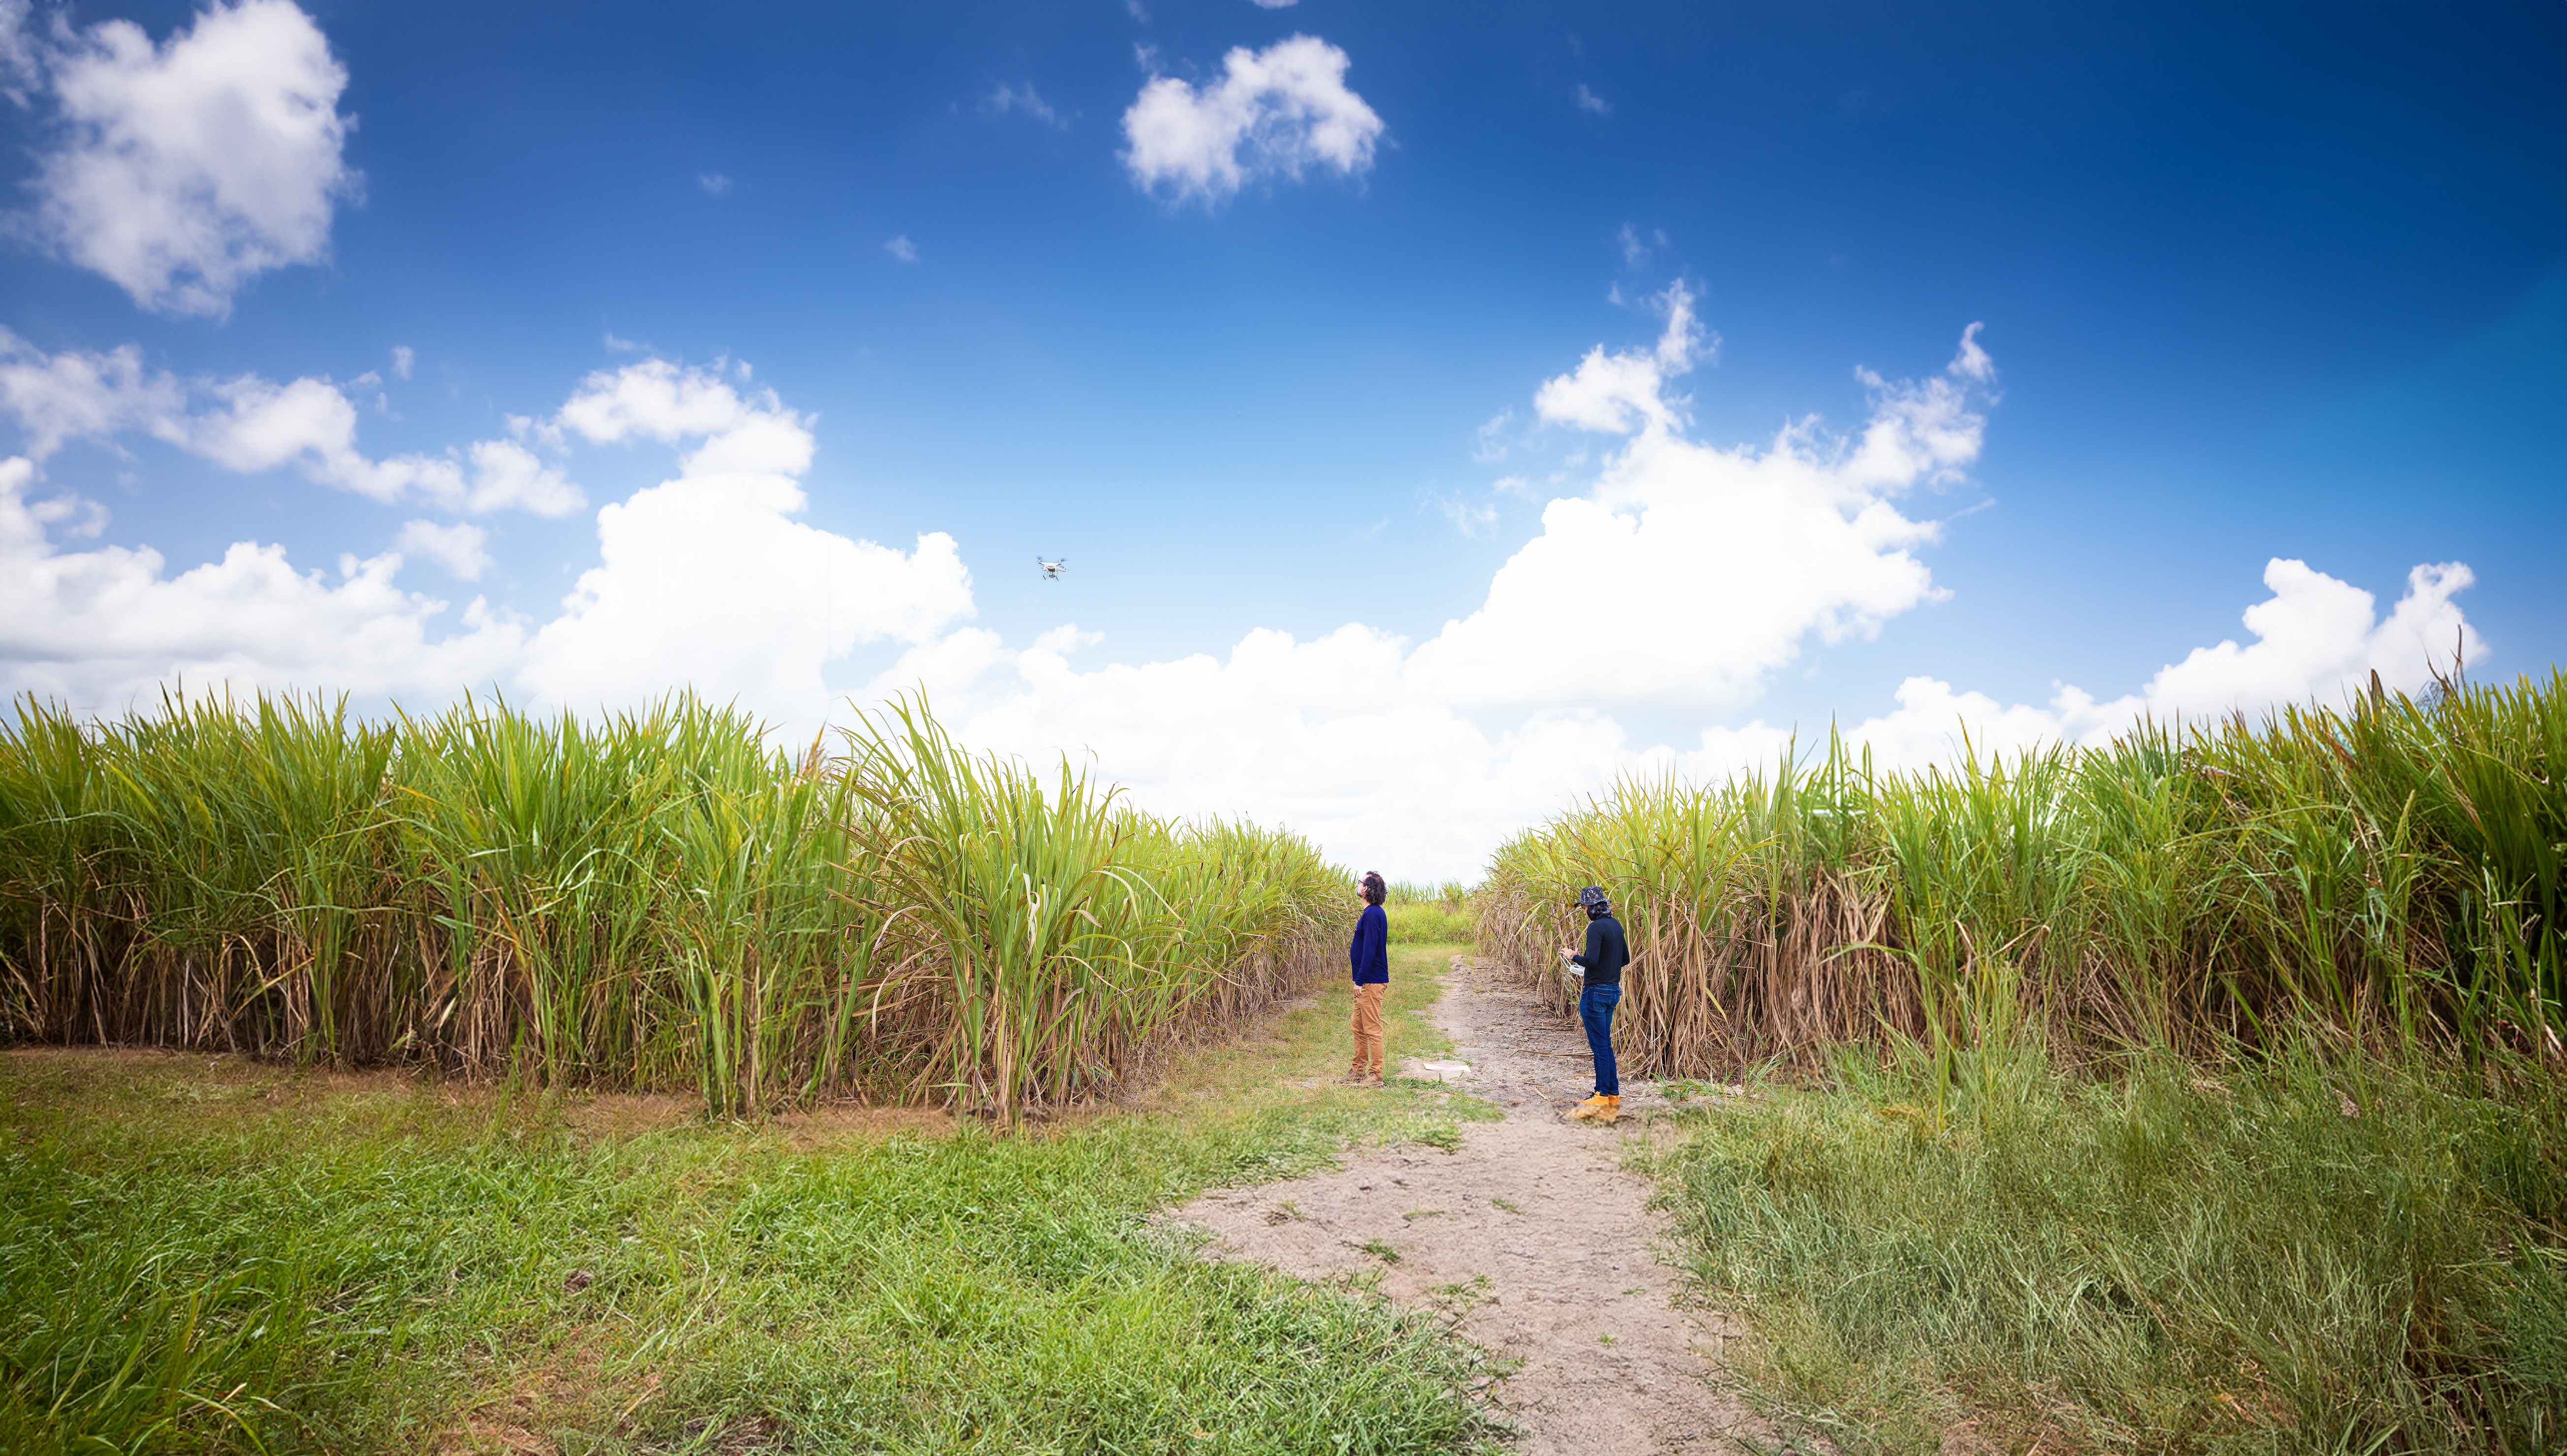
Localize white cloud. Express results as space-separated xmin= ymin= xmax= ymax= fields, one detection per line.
xmin=1529 ymin=282 xmax=1710 ymax=434
xmin=697 ymin=172 xmax=732 ymax=196
xmin=1685 ymin=559 xmax=2485 ymax=780
xmin=0 ymin=0 xmax=41 ymax=105
xmin=863 ymin=621 xmax=1634 ymax=881
xmin=0 ymin=329 xmax=186 ymax=456
xmin=0 ymin=455 xmax=523 ymax=712
xmin=984 ymin=81 xmax=1064 ymax=128
xmin=1121 ymin=34 xmax=1383 ymax=204
xmin=16 ymin=0 xmax=356 ymax=318
xmin=884 ymin=234 xmax=918 ymax=262
xmin=1250 ymin=0 xmax=1299 ymax=8
xmin=0 ymin=330 xmax=582 ymax=517
xmin=395 ymin=518 xmax=490 ymax=581
xmin=520 ymin=359 xmax=975 ymax=728
xmin=1574 ymin=84 xmax=1610 ymax=115
xmin=1408 ymin=289 xmax=1980 ymax=715
xmin=390 ymin=344 xmax=412 ymax=380
xmin=0 ymin=354 xmax=973 ymax=734
xmin=457 ymin=438 xmax=580 ymax=515
xmin=2095 ymin=557 xmax=2478 ymax=726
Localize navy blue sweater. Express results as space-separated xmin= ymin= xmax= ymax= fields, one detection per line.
xmin=1349 ymin=904 xmax=1390 ymax=985
xmin=1570 ymin=913 xmax=1628 ymax=987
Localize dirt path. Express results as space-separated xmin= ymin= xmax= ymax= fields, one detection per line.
xmin=1174 ymin=958 xmax=1786 ymax=1455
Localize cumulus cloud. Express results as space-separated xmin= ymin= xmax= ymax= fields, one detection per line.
xmin=884 ymin=234 xmax=918 ymax=262
xmin=859 ymin=622 xmax=1631 ymax=880
xmin=1411 ymin=289 xmax=1978 ymax=713
xmin=1686 ymin=558 xmax=2485 ymax=779
xmin=521 ymin=359 xmax=975 ymax=727
xmin=1529 ymin=282 xmax=1711 ymax=434
xmin=697 ymin=172 xmax=732 ymax=196
xmin=11 ymin=0 xmax=357 ymax=318
xmin=395 ymin=518 xmax=490 ymax=581
xmin=1574 ymin=84 xmax=1610 ymax=115
xmin=390 ymin=344 xmax=412 ymax=380
xmin=0 ymin=329 xmax=185 ymax=456
xmin=0 ymin=353 xmax=974 ymax=733
xmin=0 ymin=454 xmax=523 ymax=711
xmin=0 ymin=331 xmax=582 ymax=516
xmin=1121 ymin=34 xmax=1383 ymax=203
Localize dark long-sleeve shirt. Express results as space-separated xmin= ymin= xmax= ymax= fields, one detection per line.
xmin=1349 ymin=904 xmax=1390 ymax=985
xmin=1569 ymin=913 xmax=1627 ymax=987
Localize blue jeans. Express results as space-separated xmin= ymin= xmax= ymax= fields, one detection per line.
xmin=1579 ymin=984 xmax=1621 ymax=1096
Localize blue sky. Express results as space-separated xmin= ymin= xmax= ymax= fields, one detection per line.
xmin=2 ymin=0 xmax=2560 ymax=877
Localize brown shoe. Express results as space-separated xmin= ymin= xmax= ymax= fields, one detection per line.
xmin=1568 ymin=1094 xmax=1611 ymax=1121
xmin=1592 ymin=1094 xmax=1622 ymax=1125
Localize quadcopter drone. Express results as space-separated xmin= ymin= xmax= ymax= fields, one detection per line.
xmin=1037 ymin=557 xmax=1067 ymax=581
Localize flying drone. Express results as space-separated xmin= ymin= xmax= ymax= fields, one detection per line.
xmin=1037 ymin=557 xmax=1067 ymax=581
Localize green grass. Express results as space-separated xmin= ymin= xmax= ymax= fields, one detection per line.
xmin=1641 ymin=1043 xmax=2567 ymax=1455
xmin=1384 ymin=901 xmax=1476 ymax=945
xmin=0 ymin=942 xmax=1500 ymax=1455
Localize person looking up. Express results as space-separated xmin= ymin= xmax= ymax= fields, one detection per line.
xmin=1347 ymin=871 xmax=1391 ymax=1087
xmin=1562 ymin=885 xmax=1628 ymax=1122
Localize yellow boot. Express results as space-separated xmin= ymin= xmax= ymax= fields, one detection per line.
xmin=1592 ymin=1094 xmax=1622 ymax=1125
xmin=1568 ymin=1094 xmax=1611 ymax=1120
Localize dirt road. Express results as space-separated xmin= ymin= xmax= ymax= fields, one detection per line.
xmin=1174 ymin=958 xmax=1787 ymax=1455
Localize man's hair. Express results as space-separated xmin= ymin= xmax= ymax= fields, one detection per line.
xmin=1360 ymin=871 xmax=1387 ymax=906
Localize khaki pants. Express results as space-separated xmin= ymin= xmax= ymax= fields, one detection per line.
xmin=1349 ymin=982 xmax=1386 ymax=1076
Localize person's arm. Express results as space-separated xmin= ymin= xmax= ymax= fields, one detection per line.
xmin=1570 ymin=918 xmax=1604 ymax=969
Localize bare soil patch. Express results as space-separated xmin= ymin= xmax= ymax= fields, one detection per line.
xmin=1175 ymin=957 xmax=1791 ymax=1456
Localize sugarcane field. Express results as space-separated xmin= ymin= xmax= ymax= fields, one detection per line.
xmin=2 ymin=3 xmax=2561 ymax=1453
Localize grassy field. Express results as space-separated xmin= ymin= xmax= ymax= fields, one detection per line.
xmin=0 ymin=942 xmax=1498 ymax=1456
xmin=1639 ymin=1046 xmax=2566 ymax=1455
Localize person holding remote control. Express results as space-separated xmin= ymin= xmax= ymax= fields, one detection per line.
xmin=1560 ymin=885 xmax=1628 ymax=1122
